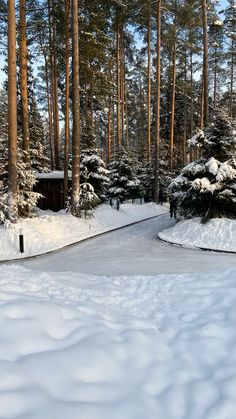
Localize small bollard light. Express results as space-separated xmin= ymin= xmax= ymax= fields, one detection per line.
xmin=116 ymin=198 xmax=120 ymax=211
xmin=110 ymin=198 xmax=113 ymax=207
xmin=19 ymin=229 xmax=24 ymax=253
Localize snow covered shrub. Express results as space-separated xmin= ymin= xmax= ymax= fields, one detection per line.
xmin=107 ymin=150 xmax=142 ymax=201
xmin=170 ymin=110 xmax=236 ymax=222
xmin=79 ymin=176 xmax=100 ymax=217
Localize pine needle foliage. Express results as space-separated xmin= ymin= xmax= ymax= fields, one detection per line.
xmin=170 ymin=110 xmax=236 ymax=223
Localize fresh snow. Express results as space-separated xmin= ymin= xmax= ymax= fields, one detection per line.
xmin=1 ymin=264 xmax=236 ymax=419
xmin=0 ymin=202 xmax=167 ymax=261
xmin=2 ymin=206 xmax=236 ymax=418
xmin=159 ymin=216 xmax=236 ymax=252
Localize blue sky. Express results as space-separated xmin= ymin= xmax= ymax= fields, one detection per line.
xmin=0 ymin=0 xmax=232 ymax=87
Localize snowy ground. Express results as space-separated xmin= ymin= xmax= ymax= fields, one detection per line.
xmin=0 ymin=202 xmax=167 ymax=261
xmin=159 ymin=216 xmax=236 ymax=252
xmin=1 ymin=211 xmax=236 ymax=418
xmin=1 ymin=263 xmax=236 ymax=419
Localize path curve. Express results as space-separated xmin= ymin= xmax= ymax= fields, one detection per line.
xmin=21 ymin=214 xmax=236 ymax=275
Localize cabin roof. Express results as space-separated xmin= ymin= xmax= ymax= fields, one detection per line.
xmin=35 ymin=171 xmax=72 ymax=180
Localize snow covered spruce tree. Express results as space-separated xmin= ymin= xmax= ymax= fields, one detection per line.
xmin=137 ymin=160 xmax=170 ymax=202
xmin=107 ymin=150 xmax=142 ymax=202
xmin=0 ymin=90 xmax=40 ymax=223
xmin=80 ymin=149 xmax=109 ymax=200
xmin=79 ymin=168 xmax=100 ymax=216
xmin=28 ymin=97 xmax=50 ymax=173
xmin=170 ymin=110 xmax=236 ymax=222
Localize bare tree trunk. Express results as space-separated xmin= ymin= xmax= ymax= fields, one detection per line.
xmin=213 ymin=46 xmax=217 ymax=109
xmin=8 ymin=0 xmax=18 ymax=222
xmin=112 ymin=102 xmax=116 ymax=160
xmin=169 ymin=24 xmax=177 ymax=173
xmin=202 ymin=0 xmax=209 ymax=127
xmin=19 ymin=0 xmax=30 ymax=165
xmin=42 ymin=49 xmax=54 ymax=170
xmin=147 ymin=2 xmax=151 ymax=163
xmin=120 ymin=26 xmax=125 ymax=145
xmin=183 ymin=49 xmax=187 ymax=166
xmin=154 ymin=0 xmax=161 ymax=203
xmin=107 ymin=100 xmax=111 ymax=163
xmin=190 ymin=48 xmax=194 ymax=137
xmin=52 ymin=0 xmax=60 ymax=169
xmin=116 ymin=17 xmax=121 ymax=149
xmin=48 ymin=0 xmax=56 ymax=169
xmin=230 ymin=38 xmax=234 ymax=118
xmin=200 ymin=78 xmax=204 ymax=130
xmin=64 ymin=0 xmax=70 ymax=206
xmin=71 ymin=0 xmax=80 ymax=216
xmin=124 ymin=76 xmax=129 ymax=151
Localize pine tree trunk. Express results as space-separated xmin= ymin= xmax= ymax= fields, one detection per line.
xmin=183 ymin=50 xmax=187 ymax=166
xmin=71 ymin=0 xmax=80 ymax=216
xmin=124 ymin=75 xmax=129 ymax=150
xmin=169 ymin=25 xmax=177 ymax=173
xmin=190 ymin=48 xmax=194 ymax=137
xmin=8 ymin=0 xmax=18 ymax=222
xmin=120 ymin=26 xmax=125 ymax=145
xmin=202 ymin=0 xmax=209 ymax=127
xmin=42 ymin=49 xmax=54 ymax=170
xmin=213 ymin=46 xmax=217 ymax=109
xmin=52 ymin=0 xmax=60 ymax=169
xmin=47 ymin=0 xmax=56 ymax=169
xmin=19 ymin=0 xmax=30 ymax=165
xmin=64 ymin=0 xmax=70 ymax=206
xmin=107 ymin=100 xmax=111 ymax=163
xmin=147 ymin=2 xmax=151 ymax=163
xmin=230 ymin=38 xmax=234 ymax=118
xmin=154 ymin=0 xmax=161 ymax=203
xmin=116 ymin=17 xmax=121 ymax=150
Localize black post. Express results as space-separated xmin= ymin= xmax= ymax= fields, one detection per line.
xmin=110 ymin=198 xmax=113 ymax=207
xmin=132 ymin=198 xmax=135 ymax=204
xmin=116 ymin=198 xmax=120 ymax=211
xmin=19 ymin=229 xmax=24 ymax=253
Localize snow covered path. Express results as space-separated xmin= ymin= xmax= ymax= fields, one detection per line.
xmin=2 ymin=215 xmax=236 ymax=418
xmin=22 ymin=214 xmax=236 ymax=275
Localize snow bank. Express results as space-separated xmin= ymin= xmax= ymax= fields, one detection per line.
xmin=0 ymin=265 xmax=236 ymax=418
xmin=0 ymin=203 xmax=167 ymax=261
xmin=159 ymin=217 xmax=236 ymax=252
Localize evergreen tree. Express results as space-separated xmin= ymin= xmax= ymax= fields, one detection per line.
xmin=170 ymin=110 xmax=236 ymax=222
xmin=80 ymin=149 xmax=109 ymax=200
xmin=29 ymin=97 xmax=50 ymax=172
xmin=0 ymin=90 xmax=40 ymax=223
xmin=79 ymin=168 xmax=100 ymax=217
xmin=107 ymin=149 xmax=141 ymax=201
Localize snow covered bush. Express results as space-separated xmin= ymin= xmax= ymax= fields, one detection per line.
xmin=79 ymin=183 xmax=100 ymax=217
xmin=170 ymin=110 xmax=236 ymax=222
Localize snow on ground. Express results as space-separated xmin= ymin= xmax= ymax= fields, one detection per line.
xmin=159 ymin=217 xmax=236 ymax=252
xmin=2 ymin=206 xmax=236 ymax=418
xmin=0 ymin=265 xmax=236 ymax=419
xmin=0 ymin=202 xmax=167 ymax=261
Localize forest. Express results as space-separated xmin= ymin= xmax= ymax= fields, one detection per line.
xmin=1 ymin=0 xmax=236 ymax=223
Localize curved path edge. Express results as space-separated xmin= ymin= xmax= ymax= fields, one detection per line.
xmin=1 ymin=212 xmax=168 ymax=264
xmin=158 ymin=234 xmax=236 ymax=255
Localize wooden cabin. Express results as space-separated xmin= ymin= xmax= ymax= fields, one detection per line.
xmin=34 ymin=171 xmax=71 ymax=212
